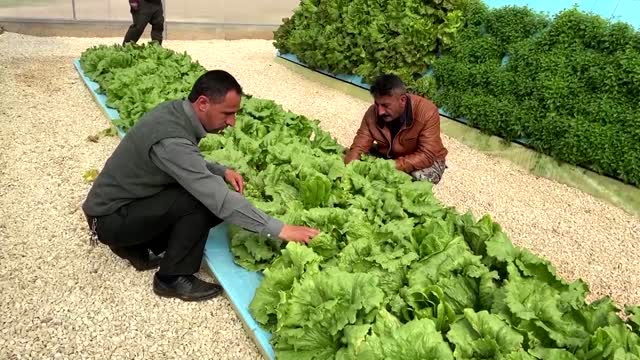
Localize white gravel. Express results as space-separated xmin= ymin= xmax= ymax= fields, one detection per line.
xmin=1 ymin=32 xmax=639 ymax=358
xmin=0 ymin=34 xmax=261 ymax=360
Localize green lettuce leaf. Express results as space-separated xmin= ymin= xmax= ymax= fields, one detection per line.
xmin=279 ymin=268 xmax=384 ymax=334
xmin=249 ymin=242 xmax=322 ymax=329
xmin=343 ymin=310 xmax=455 ymax=360
xmin=229 ymin=225 xmax=284 ymax=271
xmin=273 ymin=268 xmax=385 ymax=359
xmin=447 ymin=308 xmax=525 ymax=359
xmin=626 ymin=306 xmax=640 ymax=334
xmin=575 ymin=324 xmax=640 ymax=359
xmin=403 ymin=237 xmax=491 ymax=327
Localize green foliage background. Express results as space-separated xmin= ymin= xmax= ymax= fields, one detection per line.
xmin=274 ymin=0 xmax=467 ymax=90
xmin=274 ymin=1 xmax=640 ymax=187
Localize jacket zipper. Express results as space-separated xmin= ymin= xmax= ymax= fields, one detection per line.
xmin=386 ymin=126 xmax=407 ymax=158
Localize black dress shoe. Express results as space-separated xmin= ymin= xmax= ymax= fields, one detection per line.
xmin=153 ymin=274 xmax=224 ymax=301
xmin=110 ymin=245 xmax=162 ymax=271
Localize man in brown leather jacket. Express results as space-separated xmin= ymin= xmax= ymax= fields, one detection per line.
xmin=344 ymin=74 xmax=448 ymax=184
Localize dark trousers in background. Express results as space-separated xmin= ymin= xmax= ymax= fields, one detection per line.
xmin=123 ymin=0 xmax=164 ymax=45
xmin=90 ymin=186 xmax=221 ymax=276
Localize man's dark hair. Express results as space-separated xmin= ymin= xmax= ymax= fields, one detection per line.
xmin=369 ymin=74 xmax=407 ymax=97
xmin=188 ymin=70 xmax=243 ymax=103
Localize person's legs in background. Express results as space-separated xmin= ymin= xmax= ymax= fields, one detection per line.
xmin=123 ymin=1 xmax=153 ymax=45
xmin=149 ymin=1 xmax=165 ymax=45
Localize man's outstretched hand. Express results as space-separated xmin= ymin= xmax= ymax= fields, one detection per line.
xmin=224 ymin=168 xmax=244 ymax=194
xmin=279 ymin=225 xmax=320 ymax=244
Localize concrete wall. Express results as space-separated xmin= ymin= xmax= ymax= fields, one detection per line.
xmin=0 ymin=19 xmax=278 ymax=40
xmin=0 ymin=0 xmax=300 ymax=24
xmin=0 ymin=0 xmax=298 ymax=39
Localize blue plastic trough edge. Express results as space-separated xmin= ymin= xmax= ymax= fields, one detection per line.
xmin=72 ymin=60 xmax=127 ymax=139
xmin=73 ymin=58 xmax=275 ymax=360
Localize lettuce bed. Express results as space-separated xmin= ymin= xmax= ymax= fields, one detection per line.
xmin=79 ymin=43 xmax=640 ymax=359
xmin=274 ymin=0 xmax=640 ymax=188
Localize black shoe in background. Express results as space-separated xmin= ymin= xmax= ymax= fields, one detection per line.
xmin=152 ymin=274 xmax=224 ymax=302
xmin=109 ymin=245 xmax=162 ymax=271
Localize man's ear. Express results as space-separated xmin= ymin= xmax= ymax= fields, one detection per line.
xmin=195 ymin=96 xmax=209 ymax=113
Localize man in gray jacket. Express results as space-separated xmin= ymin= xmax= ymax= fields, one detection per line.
xmin=82 ymin=70 xmax=319 ymax=302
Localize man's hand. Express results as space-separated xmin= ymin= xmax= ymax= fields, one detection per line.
xmin=224 ymin=168 xmax=244 ymax=194
xmin=129 ymin=0 xmax=139 ymax=10
xmin=279 ymin=224 xmax=320 ymax=244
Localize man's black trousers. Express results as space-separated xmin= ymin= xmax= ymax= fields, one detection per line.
xmin=123 ymin=0 xmax=164 ymax=45
xmin=88 ymin=186 xmax=221 ymax=276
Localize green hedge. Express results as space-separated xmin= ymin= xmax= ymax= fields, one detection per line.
xmin=430 ymin=5 xmax=640 ymax=186
xmin=274 ymin=1 xmax=640 ymax=187
xmin=273 ymin=0 xmax=469 ymax=89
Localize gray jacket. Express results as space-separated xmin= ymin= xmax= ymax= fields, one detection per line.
xmin=82 ymin=99 xmax=283 ymax=238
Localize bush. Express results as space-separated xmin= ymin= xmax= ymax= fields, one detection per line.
xmin=430 ymin=7 xmax=640 ymax=186
xmin=273 ymin=0 xmax=470 ymax=87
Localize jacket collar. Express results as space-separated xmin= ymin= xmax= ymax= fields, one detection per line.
xmin=376 ymin=94 xmax=414 ymax=130
xmin=182 ymin=100 xmax=207 ymax=141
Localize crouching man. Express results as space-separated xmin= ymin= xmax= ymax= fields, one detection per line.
xmin=344 ymin=74 xmax=448 ymax=184
xmin=82 ymin=70 xmax=319 ymax=302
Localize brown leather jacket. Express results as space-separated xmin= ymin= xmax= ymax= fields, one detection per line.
xmin=344 ymin=94 xmax=448 ymax=173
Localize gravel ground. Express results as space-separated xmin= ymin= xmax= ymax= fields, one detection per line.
xmin=0 ymin=34 xmax=262 ymax=360
xmin=1 ymin=32 xmax=639 ymax=358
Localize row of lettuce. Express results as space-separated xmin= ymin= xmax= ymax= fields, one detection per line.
xmin=79 ymin=43 xmax=640 ymax=359
xmin=274 ymin=0 xmax=640 ymax=187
